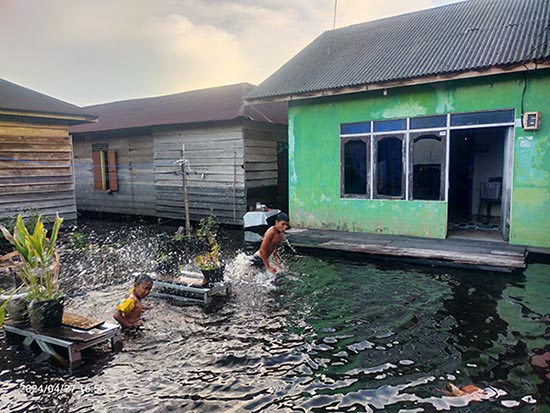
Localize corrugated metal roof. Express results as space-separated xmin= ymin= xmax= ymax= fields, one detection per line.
xmin=247 ymin=0 xmax=550 ymax=100
xmin=0 ymin=78 xmax=96 ymax=121
xmin=70 ymin=83 xmax=287 ymax=134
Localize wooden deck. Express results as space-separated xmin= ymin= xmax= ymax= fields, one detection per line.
xmin=286 ymin=228 xmax=528 ymax=272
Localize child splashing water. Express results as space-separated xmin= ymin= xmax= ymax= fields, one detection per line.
xmin=248 ymin=212 xmax=290 ymax=274
xmin=113 ymin=274 xmax=153 ymax=328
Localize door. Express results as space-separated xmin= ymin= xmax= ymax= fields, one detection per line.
xmin=500 ymin=127 xmax=514 ymax=241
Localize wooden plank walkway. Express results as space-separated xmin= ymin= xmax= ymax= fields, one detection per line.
xmin=286 ymin=228 xmax=528 ymax=272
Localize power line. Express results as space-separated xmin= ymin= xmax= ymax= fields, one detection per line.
xmin=333 ymin=0 xmax=338 ymax=30
xmin=327 ymin=0 xmax=338 ymax=55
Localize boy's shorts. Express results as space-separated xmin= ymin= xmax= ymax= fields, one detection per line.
xmin=249 ymin=254 xmax=264 ymax=268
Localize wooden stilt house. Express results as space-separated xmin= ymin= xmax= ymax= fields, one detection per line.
xmin=69 ymin=83 xmax=288 ymax=224
xmin=0 ymin=78 xmax=96 ymax=223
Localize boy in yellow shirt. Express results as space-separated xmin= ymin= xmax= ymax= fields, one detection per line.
xmin=113 ymin=274 xmax=153 ymax=328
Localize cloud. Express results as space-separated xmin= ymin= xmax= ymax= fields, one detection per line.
xmin=0 ymin=0 xmax=461 ymax=106
xmin=335 ymin=0 xmax=438 ymax=26
xmin=148 ymin=14 xmax=248 ymax=93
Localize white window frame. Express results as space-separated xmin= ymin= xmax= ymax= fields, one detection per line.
xmin=339 ymin=109 xmax=516 ymax=202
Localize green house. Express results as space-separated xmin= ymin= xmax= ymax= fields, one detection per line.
xmin=248 ymin=0 xmax=550 ymax=249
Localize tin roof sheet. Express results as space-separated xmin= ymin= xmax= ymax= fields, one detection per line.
xmin=0 ymin=78 xmax=96 ymax=122
xmin=70 ymin=83 xmax=287 ymax=134
xmin=248 ymin=0 xmax=550 ymax=100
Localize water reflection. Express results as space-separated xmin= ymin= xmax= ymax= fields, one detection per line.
xmin=495 ymin=264 xmax=550 ymax=406
xmin=0 ymin=219 xmax=548 ymax=412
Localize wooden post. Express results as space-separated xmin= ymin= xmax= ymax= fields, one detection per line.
xmin=181 ymin=145 xmax=191 ymax=236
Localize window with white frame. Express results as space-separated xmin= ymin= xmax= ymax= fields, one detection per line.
xmin=410 ymin=132 xmax=445 ymax=200
xmin=342 ymin=137 xmax=370 ymax=196
xmin=374 ymin=134 xmax=405 ymax=199
xmin=340 ymin=122 xmax=371 ymax=198
xmin=339 ymin=109 xmax=515 ymax=201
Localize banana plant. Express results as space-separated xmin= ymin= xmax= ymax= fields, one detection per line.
xmin=0 ymin=214 xmax=63 ymax=301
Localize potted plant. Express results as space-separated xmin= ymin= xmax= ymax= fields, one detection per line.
xmin=0 ymin=295 xmax=9 ymax=328
xmin=3 ymin=286 xmax=29 ymax=326
xmin=0 ymin=286 xmax=22 ymax=328
xmin=194 ymin=241 xmax=224 ymax=284
xmin=194 ymin=211 xmax=224 ymax=284
xmin=0 ymin=214 xmax=64 ymax=329
xmin=196 ymin=210 xmax=219 ymax=246
xmin=0 ymin=251 xmax=28 ymax=325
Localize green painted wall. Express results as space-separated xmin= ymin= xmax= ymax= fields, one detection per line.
xmin=288 ymin=70 xmax=550 ymax=247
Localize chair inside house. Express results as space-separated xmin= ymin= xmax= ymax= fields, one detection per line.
xmin=478 ymin=177 xmax=502 ymax=223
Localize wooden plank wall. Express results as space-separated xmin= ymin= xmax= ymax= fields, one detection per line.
xmin=243 ymin=122 xmax=288 ymax=209
xmin=0 ymin=120 xmax=77 ymax=222
xmin=73 ymin=134 xmax=156 ymax=216
xmin=153 ymin=125 xmax=246 ymax=225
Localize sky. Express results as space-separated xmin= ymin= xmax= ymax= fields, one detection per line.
xmin=0 ymin=0 xmax=463 ymax=107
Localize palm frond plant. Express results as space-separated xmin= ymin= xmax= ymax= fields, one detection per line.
xmin=0 ymin=214 xmax=63 ymax=301
xmin=0 ymin=214 xmax=64 ymax=328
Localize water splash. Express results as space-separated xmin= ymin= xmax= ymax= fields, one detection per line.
xmin=224 ymin=252 xmax=277 ymax=289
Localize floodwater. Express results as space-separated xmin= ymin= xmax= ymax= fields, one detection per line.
xmin=0 ymin=217 xmax=549 ymax=412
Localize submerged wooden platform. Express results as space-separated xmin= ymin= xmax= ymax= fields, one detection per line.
xmin=4 ymin=322 xmax=121 ymax=367
xmin=151 ymin=271 xmax=229 ymax=305
xmin=286 ymin=228 xmax=528 ymax=272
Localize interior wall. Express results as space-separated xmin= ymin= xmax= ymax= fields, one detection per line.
xmin=471 ymin=128 xmax=505 ymax=216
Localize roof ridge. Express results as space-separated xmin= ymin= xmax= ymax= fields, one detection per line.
xmin=0 ymin=77 xmax=96 ymax=122
xmin=0 ymin=77 xmax=84 ymax=111
xmin=248 ymin=0 xmax=550 ymax=101
xmin=70 ymin=82 xmax=286 ymax=134
xmin=326 ymin=0 xmax=469 ymax=34
xmin=84 ymin=82 xmax=257 ymax=109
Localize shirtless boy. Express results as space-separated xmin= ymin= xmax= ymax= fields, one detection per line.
xmin=250 ymin=212 xmax=290 ymax=273
xmin=113 ymin=274 xmax=153 ymax=328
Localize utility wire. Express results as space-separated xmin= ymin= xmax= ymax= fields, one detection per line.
xmin=327 ymin=0 xmax=338 ymax=55
xmin=333 ymin=0 xmax=338 ymax=30
xmin=526 ymin=23 xmax=550 ymax=60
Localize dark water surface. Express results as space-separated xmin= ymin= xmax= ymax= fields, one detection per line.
xmin=0 ymin=219 xmax=549 ymax=412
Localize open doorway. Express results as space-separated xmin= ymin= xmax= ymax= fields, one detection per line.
xmin=448 ymin=126 xmax=512 ymax=242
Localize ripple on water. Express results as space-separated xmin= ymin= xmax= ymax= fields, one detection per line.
xmin=0 ymin=221 xmax=549 ymax=412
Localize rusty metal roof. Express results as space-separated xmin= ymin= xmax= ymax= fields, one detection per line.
xmin=70 ymin=83 xmax=287 ymax=134
xmin=247 ymin=0 xmax=550 ymax=101
xmin=0 ymin=78 xmax=96 ymax=122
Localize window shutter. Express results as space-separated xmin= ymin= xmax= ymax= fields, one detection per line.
xmin=107 ymin=150 xmax=118 ymax=191
xmin=92 ymin=151 xmax=103 ymax=190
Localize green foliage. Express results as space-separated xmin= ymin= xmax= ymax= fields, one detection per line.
xmin=194 ymin=241 xmax=221 ymax=271
xmin=196 ymin=210 xmax=219 ymax=240
xmin=0 ymin=214 xmax=64 ymax=301
xmin=0 ymin=301 xmax=6 ymax=327
xmin=194 ymin=211 xmax=222 ymax=271
xmin=70 ymin=231 xmax=88 ymax=250
xmin=173 ymin=233 xmax=186 ymax=243
xmin=156 ymin=249 xmax=169 ymax=264
xmin=0 ymin=286 xmax=22 ymax=328
xmin=0 ymin=209 xmax=39 ymax=254
xmin=155 ymin=232 xmax=202 ymax=274
xmin=156 ymin=211 xmax=221 ymax=273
